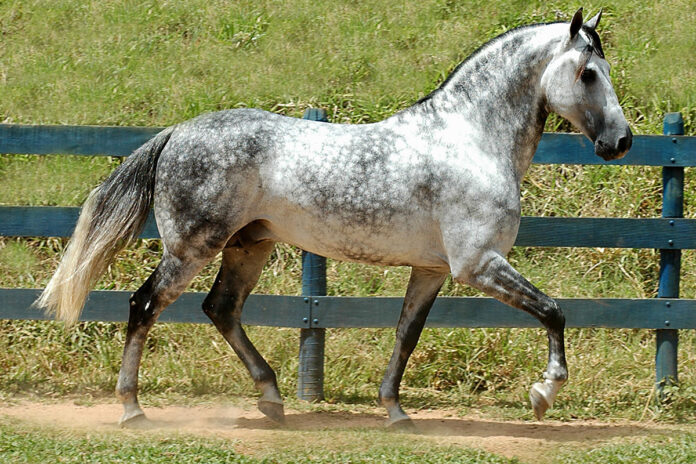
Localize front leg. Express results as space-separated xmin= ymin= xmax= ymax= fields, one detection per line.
xmin=379 ymin=267 xmax=447 ymax=428
xmin=459 ymin=251 xmax=568 ymax=420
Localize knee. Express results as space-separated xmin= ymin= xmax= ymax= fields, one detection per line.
xmin=541 ymin=298 xmax=565 ymax=331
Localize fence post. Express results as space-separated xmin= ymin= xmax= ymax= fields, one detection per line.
xmin=656 ymin=112 xmax=684 ymax=399
xmin=297 ymin=108 xmax=328 ymax=402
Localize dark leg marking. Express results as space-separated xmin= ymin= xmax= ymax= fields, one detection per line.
xmin=116 ymin=251 xmax=213 ymax=426
xmin=468 ymin=253 xmax=567 ymax=420
xmin=201 ymin=240 xmax=285 ymax=423
xmin=379 ymin=267 xmax=447 ymax=428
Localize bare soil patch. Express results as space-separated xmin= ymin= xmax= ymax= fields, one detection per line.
xmin=0 ymin=400 xmax=686 ymax=463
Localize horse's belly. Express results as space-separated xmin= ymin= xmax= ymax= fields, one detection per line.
xmin=263 ymin=214 xmax=449 ymax=270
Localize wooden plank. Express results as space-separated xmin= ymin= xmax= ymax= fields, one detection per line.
xmin=515 ymin=217 xmax=696 ymax=249
xmin=1 ymin=124 xmax=695 ymax=167
xmin=533 ymin=133 xmax=696 ymax=167
xmin=310 ymin=296 xmax=696 ymax=329
xmin=3 ymin=207 xmax=696 ymax=250
xmin=655 ymin=112 xmax=684 ymax=392
xmin=0 ymin=288 xmax=309 ymax=328
xmin=0 ymin=207 xmax=159 ymax=238
xmin=3 ymin=288 xmax=694 ymax=329
xmin=0 ymin=124 xmax=162 ymax=157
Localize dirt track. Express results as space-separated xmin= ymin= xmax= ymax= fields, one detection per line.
xmin=0 ymin=400 xmax=685 ymax=463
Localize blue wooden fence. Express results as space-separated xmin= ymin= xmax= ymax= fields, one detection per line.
xmin=1 ymin=111 xmax=694 ymax=401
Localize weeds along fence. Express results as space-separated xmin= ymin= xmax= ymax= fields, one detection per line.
xmin=1 ymin=110 xmax=695 ymax=401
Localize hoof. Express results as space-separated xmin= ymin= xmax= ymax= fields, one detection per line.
xmin=530 ymin=378 xmax=564 ymax=421
xmin=258 ymin=399 xmax=286 ymax=424
xmin=386 ymin=417 xmax=416 ymax=432
xmin=119 ymin=410 xmax=148 ymax=428
xmin=530 ymin=384 xmax=550 ymax=421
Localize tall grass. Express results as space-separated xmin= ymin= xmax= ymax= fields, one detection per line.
xmin=1 ymin=0 xmax=696 ymax=420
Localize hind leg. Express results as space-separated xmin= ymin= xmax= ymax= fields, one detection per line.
xmin=201 ymin=240 xmax=285 ymax=423
xmin=116 ymin=249 xmax=217 ymax=425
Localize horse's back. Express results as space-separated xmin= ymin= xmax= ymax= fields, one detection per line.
xmin=150 ymin=109 xmax=449 ymax=267
xmin=150 ymin=107 xmax=514 ymax=271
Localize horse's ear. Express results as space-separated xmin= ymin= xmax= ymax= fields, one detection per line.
xmin=570 ymin=8 xmax=583 ymax=38
xmin=584 ymin=9 xmax=602 ymax=30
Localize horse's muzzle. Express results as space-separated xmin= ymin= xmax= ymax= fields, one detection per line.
xmin=595 ymin=127 xmax=632 ymax=161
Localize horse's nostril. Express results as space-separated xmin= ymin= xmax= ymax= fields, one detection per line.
xmin=617 ymin=135 xmax=630 ymax=153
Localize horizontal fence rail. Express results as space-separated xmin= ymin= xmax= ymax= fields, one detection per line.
xmin=3 ymin=289 xmax=693 ymax=329
xmin=0 ymin=124 xmax=162 ymax=157
xmin=2 ymin=123 xmax=696 ymax=166
xmin=2 ymin=207 xmax=696 ymax=249
xmin=1 ymin=111 xmax=694 ymax=401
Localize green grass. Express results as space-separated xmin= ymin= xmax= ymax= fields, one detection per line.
xmin=0 ymin=429 xmax=253 ymax=463
xmin=1 ymin=0 xmax=694 ymax=129
xmin=554 ymin=433 xmax=696 ymax=463
xmin=0 ymin=419 xmax=519 ymax=464
xmin=1 ymin=0 xmax=696 ymax=440
xmin=3 ymin=417 xmax=696 ymax=464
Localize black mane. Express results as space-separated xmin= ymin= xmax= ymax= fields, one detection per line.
xmin=416 ymin=20 xmax=604 ymax=105
xmin=416 ymin=22 xmax=562 ymax=105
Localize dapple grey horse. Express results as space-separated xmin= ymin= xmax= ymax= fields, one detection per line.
xmin=37 ymin=8 xmax=632 ymax=427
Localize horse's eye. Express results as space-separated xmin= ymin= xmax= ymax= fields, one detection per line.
xmin=580 ymin=68 xmax=596 ymax=84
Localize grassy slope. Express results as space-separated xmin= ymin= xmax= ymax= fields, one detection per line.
xmin=1 ymin=0 xmax=696 ymax=423
xmin=1 ymin=0 xmax=694 ymax=128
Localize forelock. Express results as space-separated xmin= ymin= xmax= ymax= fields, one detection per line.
xmin=580 ymin=25 xmax=604 ymax=59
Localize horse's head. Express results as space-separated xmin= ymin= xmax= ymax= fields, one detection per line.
xmin=541 ymin=8 xmax=632 ymax=160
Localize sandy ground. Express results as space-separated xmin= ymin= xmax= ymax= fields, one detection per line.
xmin=0 ymin=400 xmax=688 ymax=463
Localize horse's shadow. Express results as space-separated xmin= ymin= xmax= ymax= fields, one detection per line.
xmin=230 ymin=411 xmax=661 ymax=442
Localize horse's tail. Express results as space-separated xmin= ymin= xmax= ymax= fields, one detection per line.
xmin=35 ymin=127 xmax=174 ymax=325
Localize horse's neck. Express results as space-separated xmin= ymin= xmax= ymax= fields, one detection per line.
xmin=415 ymin=25 xmax=565 ymax=178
